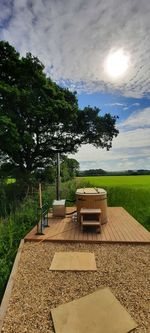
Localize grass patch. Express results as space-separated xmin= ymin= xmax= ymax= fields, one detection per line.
xmin=106 ymin=186 xmax=150 ymax=231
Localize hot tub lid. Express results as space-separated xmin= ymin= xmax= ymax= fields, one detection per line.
xmin=76 ymin=188 xmax=106 ymax=195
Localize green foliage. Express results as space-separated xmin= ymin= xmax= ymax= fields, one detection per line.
xmin=32 ymin=157 xmax=79 ymax=184
xmin=60 ymin=158 xmax=79 ymax=181
xmin=80 ymin=168 xmax=106 ymax=176
xmin=33 ymin=165 xmax=56 ymax=184
xmin=0 ymin=180 xmax=28 ymax=217
xmin=0 ymin=41 xmax=118 ymax=180
xmin=79 ymin=169 xmax=150 ymax=177
xmin=0 ymin=196 xmax=38 ymax=302
xmin=5 ymin=178 xmax=16 ymax=184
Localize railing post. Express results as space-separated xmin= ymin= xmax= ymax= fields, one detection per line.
xmin=37 ymin=208 xmax=40 ymax=234
xmin=36 ymin=202 xmax=50 ymax=235
xmin=40 ymin=208 xmax=43 ymax=234
xmin=36 ymin=207 xmax=43 ymax=234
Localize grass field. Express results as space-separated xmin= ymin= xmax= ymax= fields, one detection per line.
xmin=78 ymin=175 xmax=150 ymax=188
xmin=77 ymin=175 xmax=150 ymax=231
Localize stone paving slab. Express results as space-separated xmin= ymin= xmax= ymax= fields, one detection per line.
xmin=51 ymin=287 xmax=137 ymax=333
xmin=49 ymin=252 xmax=97 ymax=271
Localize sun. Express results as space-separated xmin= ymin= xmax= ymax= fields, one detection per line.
xmin=105 ymin=49 xmax=130 ymax=78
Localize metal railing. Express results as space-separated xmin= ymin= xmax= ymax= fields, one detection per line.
xmin=36 ymin=202 xmax=50 ymax=235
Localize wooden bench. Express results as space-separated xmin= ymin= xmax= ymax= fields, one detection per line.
xmin=80 ymin=208 xmax=101 ymax=233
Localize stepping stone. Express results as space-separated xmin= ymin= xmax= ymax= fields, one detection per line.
xmin=51 ymin=287 xmax=137 ymax=333
xmin=49 ymin=252 xmax=97 ymax=271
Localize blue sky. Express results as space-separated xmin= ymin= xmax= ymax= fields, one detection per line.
xmin=0 ymin=0 xmax=150 ymax=171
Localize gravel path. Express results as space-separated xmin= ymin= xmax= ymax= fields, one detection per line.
xmin=2 ymin=242 xmax=150 ymax=333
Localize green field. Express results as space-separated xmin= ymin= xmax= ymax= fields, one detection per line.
xmin=77 ymin=175 xmax=150 ymax=232
xmin=78 ymin=175 xmax=150 ymax=188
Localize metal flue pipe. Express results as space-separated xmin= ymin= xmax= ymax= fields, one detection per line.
xmin=56 ymin=152 xmax=61 ymax=200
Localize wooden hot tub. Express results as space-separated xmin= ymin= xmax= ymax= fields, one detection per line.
xmin=76 ymin=188 xmax=108 ymax=224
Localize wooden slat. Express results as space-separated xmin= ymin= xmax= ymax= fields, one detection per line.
xmin=24 ymin=207 xmax=150 ymax=244
xmin=48 ymin=218 xmax=63 ymax=240
xmin=102 ymin=223 xmax=111 ymax=241
xmin=107 ymin=210 xmax=119 ymax=241
xmin=113 ymin=209 xmax=135 ymax=242
xmin=82 ymin=221 xmax=100 ymax=226
xmin=100 ymin=225 xmax=107 ymax=241
xmin=120 ymin=208 xmax=149 ymax=242
xmin=109 ymin=209 xmax=127 ymax=242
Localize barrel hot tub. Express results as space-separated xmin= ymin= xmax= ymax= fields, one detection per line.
xmin=76 ymin=188 xmax=108 ymax=224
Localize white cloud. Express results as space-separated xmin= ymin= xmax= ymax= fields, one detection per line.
xmin=0 ymin=1 xmax=12 ymax=22
xmin=0 ymin=1 xmax=149 ymax=173
xmin=123 ymin=102 xmax=140 ymax=110
xmin=119 ymin=107 xmax=150 ymax=128
xmin=69 ymin=108 xmax=150 ymax=170
xmin=1 ymin=0 xmax=150 ymax=97
xmin=132 ymin=103 xmax=140 ymax=106
xmin=104 ymin=103 xmax=126 ymax=107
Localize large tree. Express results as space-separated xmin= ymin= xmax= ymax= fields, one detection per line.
xmin=0 ymin=41 xmax=119 ymax=179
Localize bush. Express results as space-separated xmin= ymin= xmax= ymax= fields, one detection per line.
xmin=0 ymin=196 xmax=38 ymax=303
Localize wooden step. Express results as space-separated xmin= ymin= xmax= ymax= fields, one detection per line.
xmin=82 ymin=221 xmax=101 ymax=226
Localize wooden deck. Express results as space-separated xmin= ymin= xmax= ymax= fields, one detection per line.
xmin=25 ymin=207 xmax=150 ymax=244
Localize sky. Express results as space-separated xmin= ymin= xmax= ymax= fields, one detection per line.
xmin=0 ymin=0 xmax=150 ymax=171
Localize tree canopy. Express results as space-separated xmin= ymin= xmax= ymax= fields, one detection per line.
xmin=60 ymin=158 xmax=80 ymax=181
xmin=0 ymin=41 xmax=119 ymax=179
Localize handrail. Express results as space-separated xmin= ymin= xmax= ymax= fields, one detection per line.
xmin=36 ymin=202 xmax=51 ymax=235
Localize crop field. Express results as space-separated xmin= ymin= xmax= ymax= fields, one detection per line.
xmin=78 ymin=175 xmax=150 ymax=188
xmin=77 ymin=175 xmax=150 ymax=231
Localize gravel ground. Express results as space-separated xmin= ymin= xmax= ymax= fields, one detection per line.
xmin=2 ymin=242 xmax=150 ymax=333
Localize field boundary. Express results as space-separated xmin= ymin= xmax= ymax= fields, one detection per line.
xmin=0 ymin=239 xmax=24 ymax=332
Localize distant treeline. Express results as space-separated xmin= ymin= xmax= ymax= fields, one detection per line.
xmin=79 ymin=169 xmax=150 ymax=176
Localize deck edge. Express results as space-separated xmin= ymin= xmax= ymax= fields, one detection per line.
xmin=24 ymin=238 xmax=150 ymax=244
xmin=0 ymin=239 xmax=24 ymax=333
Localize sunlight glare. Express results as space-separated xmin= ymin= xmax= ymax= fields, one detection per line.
xmin=105 ymin=49 xmax=129 ymax=78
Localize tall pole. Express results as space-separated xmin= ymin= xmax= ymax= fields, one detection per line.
xmin=56 ymin=152 xmax=60 ymax=200
xmin=38 ymin=182 xmax=43 ymax=234
xmin=39 ymin=182 xmax=42 ymax=209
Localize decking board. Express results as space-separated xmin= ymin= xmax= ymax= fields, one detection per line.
xmin=24 ymin=207 xmax=150 ymax=244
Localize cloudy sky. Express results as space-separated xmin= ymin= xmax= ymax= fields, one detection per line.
xmin=1 ymin=0 xmax=150 ymax=171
